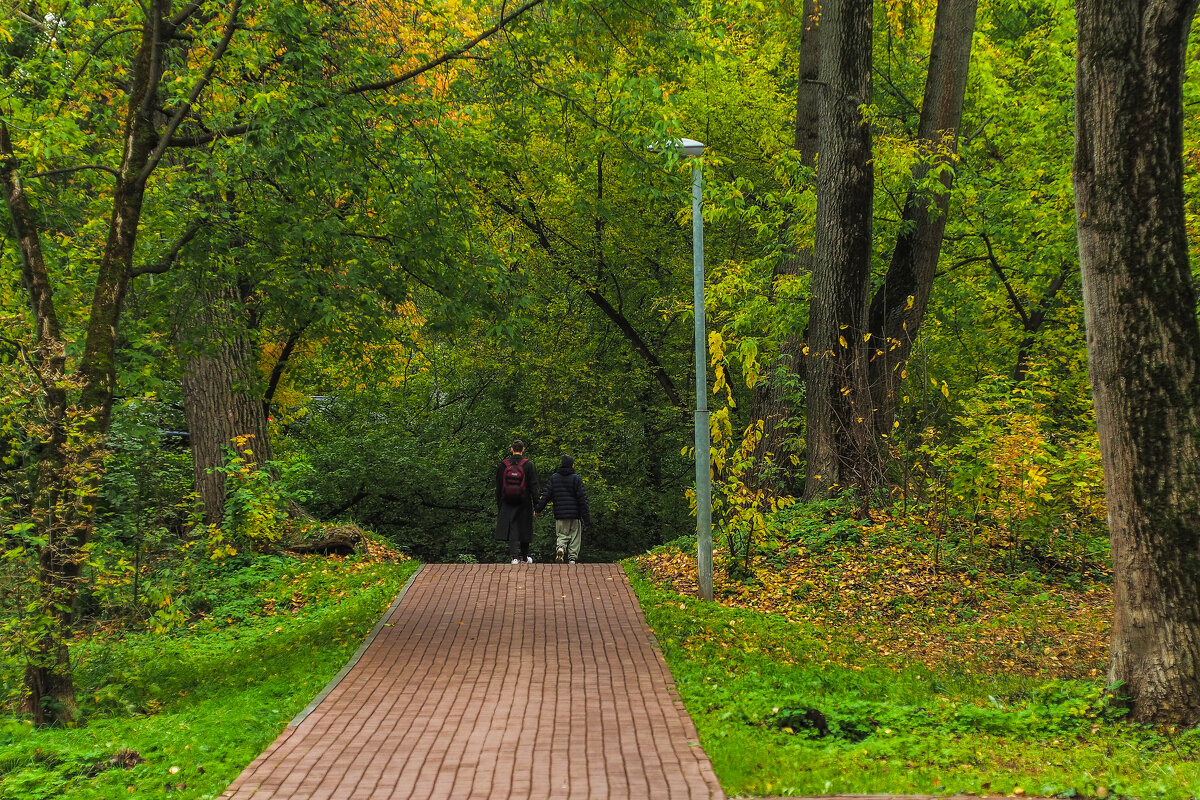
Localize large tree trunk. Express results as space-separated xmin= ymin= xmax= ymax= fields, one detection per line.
xmin=803 ymin=0 xmax=875 ymax=500
xmin=867 ymin=0 xmax=977 ymax=434
xmin=746 ymin=0 xmax=820 ymax=491
xmin=1074 ymin=0 xmax=1200 ymax=726
xmin=181 ymin=285 xmax=274 ymax=526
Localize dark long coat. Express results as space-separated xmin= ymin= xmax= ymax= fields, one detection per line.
xmin=493 ymin=455 xmax=539 ymax=543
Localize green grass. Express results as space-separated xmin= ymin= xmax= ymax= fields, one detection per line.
xmin=627 ymin=565 xmax=1200 ymax=799
xmin=0 ymin=555 xmax=418 ymax=799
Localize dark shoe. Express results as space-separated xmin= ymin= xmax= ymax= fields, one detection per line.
xmin=555 ymin=547 xmax=565 ymax=563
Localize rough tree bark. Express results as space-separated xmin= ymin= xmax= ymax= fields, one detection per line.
xmin=180 ymin=285 xmax=275 ymax=526
xmin=745 ymin=0 xmax=819 ymax=491
xmin=1074 ymin=0 xmax=1200 ymax=726
xmin=803 ymin=0 xmax=875 ymax=501
xmin=866 ymin=0 xmax=977 ymax=434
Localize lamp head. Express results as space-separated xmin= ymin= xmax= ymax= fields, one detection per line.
xmin=647 ymin=138 xmax=706 ymax=157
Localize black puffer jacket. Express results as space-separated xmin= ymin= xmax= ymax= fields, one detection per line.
xmin=536 ymin=466 xmax=591 ymax=523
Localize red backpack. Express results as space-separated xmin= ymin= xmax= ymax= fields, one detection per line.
xmin=501 ymin=458 xmax=528 ymax=502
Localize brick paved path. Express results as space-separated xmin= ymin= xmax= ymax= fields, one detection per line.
xmin=221 ymin=563 xmax=725 ymax=799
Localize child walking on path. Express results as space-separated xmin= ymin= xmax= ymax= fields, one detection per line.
xmin=536 ymin=454 xmax=592 ymax=564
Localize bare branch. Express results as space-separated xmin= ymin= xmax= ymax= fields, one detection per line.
xmin=13 ymin=8 xmax=51 ymax=33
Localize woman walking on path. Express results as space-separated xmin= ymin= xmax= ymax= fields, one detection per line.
xmin=495 ymin=440 xmax=540 ymax=563
xmin=536 ymin=454 xmax=591 ymax=564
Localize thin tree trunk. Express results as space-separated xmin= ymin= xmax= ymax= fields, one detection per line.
xmin=867 ymin=0 xmax=977 ymax=434
xmin=2 ymin=122 xmax=78 ymax=725
xmin=747 ymin=0 xmax=820 ymax=491
xmin=5 ymin=0 xmax=243 ymax=723
xmin=3 ymin=2 xmax=168 ymax=720
xmin=804 ymin=0 xmax=875 ymax=501
xmin=1074 ymin=0 xmax=1200 ymax=726
xmin=181 ymin=285 xmax=274 ymax=526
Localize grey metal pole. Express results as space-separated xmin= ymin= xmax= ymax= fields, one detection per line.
xmin=692 ymin=159 xmax=713 ymax=602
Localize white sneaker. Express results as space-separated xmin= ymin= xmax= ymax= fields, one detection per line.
xmin=568 ymin=560 xmax=576 ymax=565
xmin=511 ymin=558 xmax=520 ymax=564
xmin=525 ymin=557 xmax=534 ymax=563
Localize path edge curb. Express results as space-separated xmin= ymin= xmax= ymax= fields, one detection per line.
xmin=287 ymin=563 xmax=425 ymax=728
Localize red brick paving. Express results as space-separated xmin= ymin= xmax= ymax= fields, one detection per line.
xmin=221 ymin=563 xmax=725 ymax=799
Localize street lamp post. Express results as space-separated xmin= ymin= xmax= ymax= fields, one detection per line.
xmin=648 ymin=137 xmax=711 ymax=601
xmin=679 ymin=139 xmax=712 ymax=602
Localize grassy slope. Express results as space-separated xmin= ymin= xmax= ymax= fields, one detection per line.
xmin=627 ymin=529 xmax=1200 ymax=800
xmin=0 ymin=555 xmax=418 ymax=800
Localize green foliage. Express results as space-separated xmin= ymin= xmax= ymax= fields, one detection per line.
xmin=628 ymin=567 xmax=1198 ymax=799
xmin=773 ymin=493 xmax=869 ymax=554
xmin=211 ymin=439 xmax=313 ymax=558
xmin=911 ymin=367 xmax=1108 ymax=574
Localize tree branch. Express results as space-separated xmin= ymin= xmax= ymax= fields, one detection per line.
xmin=346 ymin=0 xmax=548 ymax=95
xmin=962 ymin=114 xmax=995 ymax=148
xmin=13 ymin=8 xmax=51 ymax=33
xmin=320 ymin=485 xmax=368 ymax=520
xmin=138 ymin=0 xmax=242 ymax=183
xmin=130 ymin=218 xmax=203 ymax=277
xmin=492 ymin=194 xmax=686 ymax=410
xmin=1026 ymin=260 xmax=1072 ymax=333
xmin=263 ymin=324 xmax=307 ymax=416
xmin=1 ymin=123 xmax=63 ymax=352
xmin=872 ymin=64 xmax=921 ymax=119
xmin=981 ymin=232 xmax=1029 ymax=328
xmin=170 ymin=1 xmax=203 ymax=27
xmin=33 ymin=164 xmax=120 ymax=179
xmin=171 ymin=0 xmax=548 ymax=147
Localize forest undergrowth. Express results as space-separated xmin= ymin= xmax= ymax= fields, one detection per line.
xmin=636 ymin=503 xmax=1110 ymax=680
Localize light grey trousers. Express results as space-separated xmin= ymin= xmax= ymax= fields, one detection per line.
xmin=555 ymin=519 xmax=583 ymax=562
